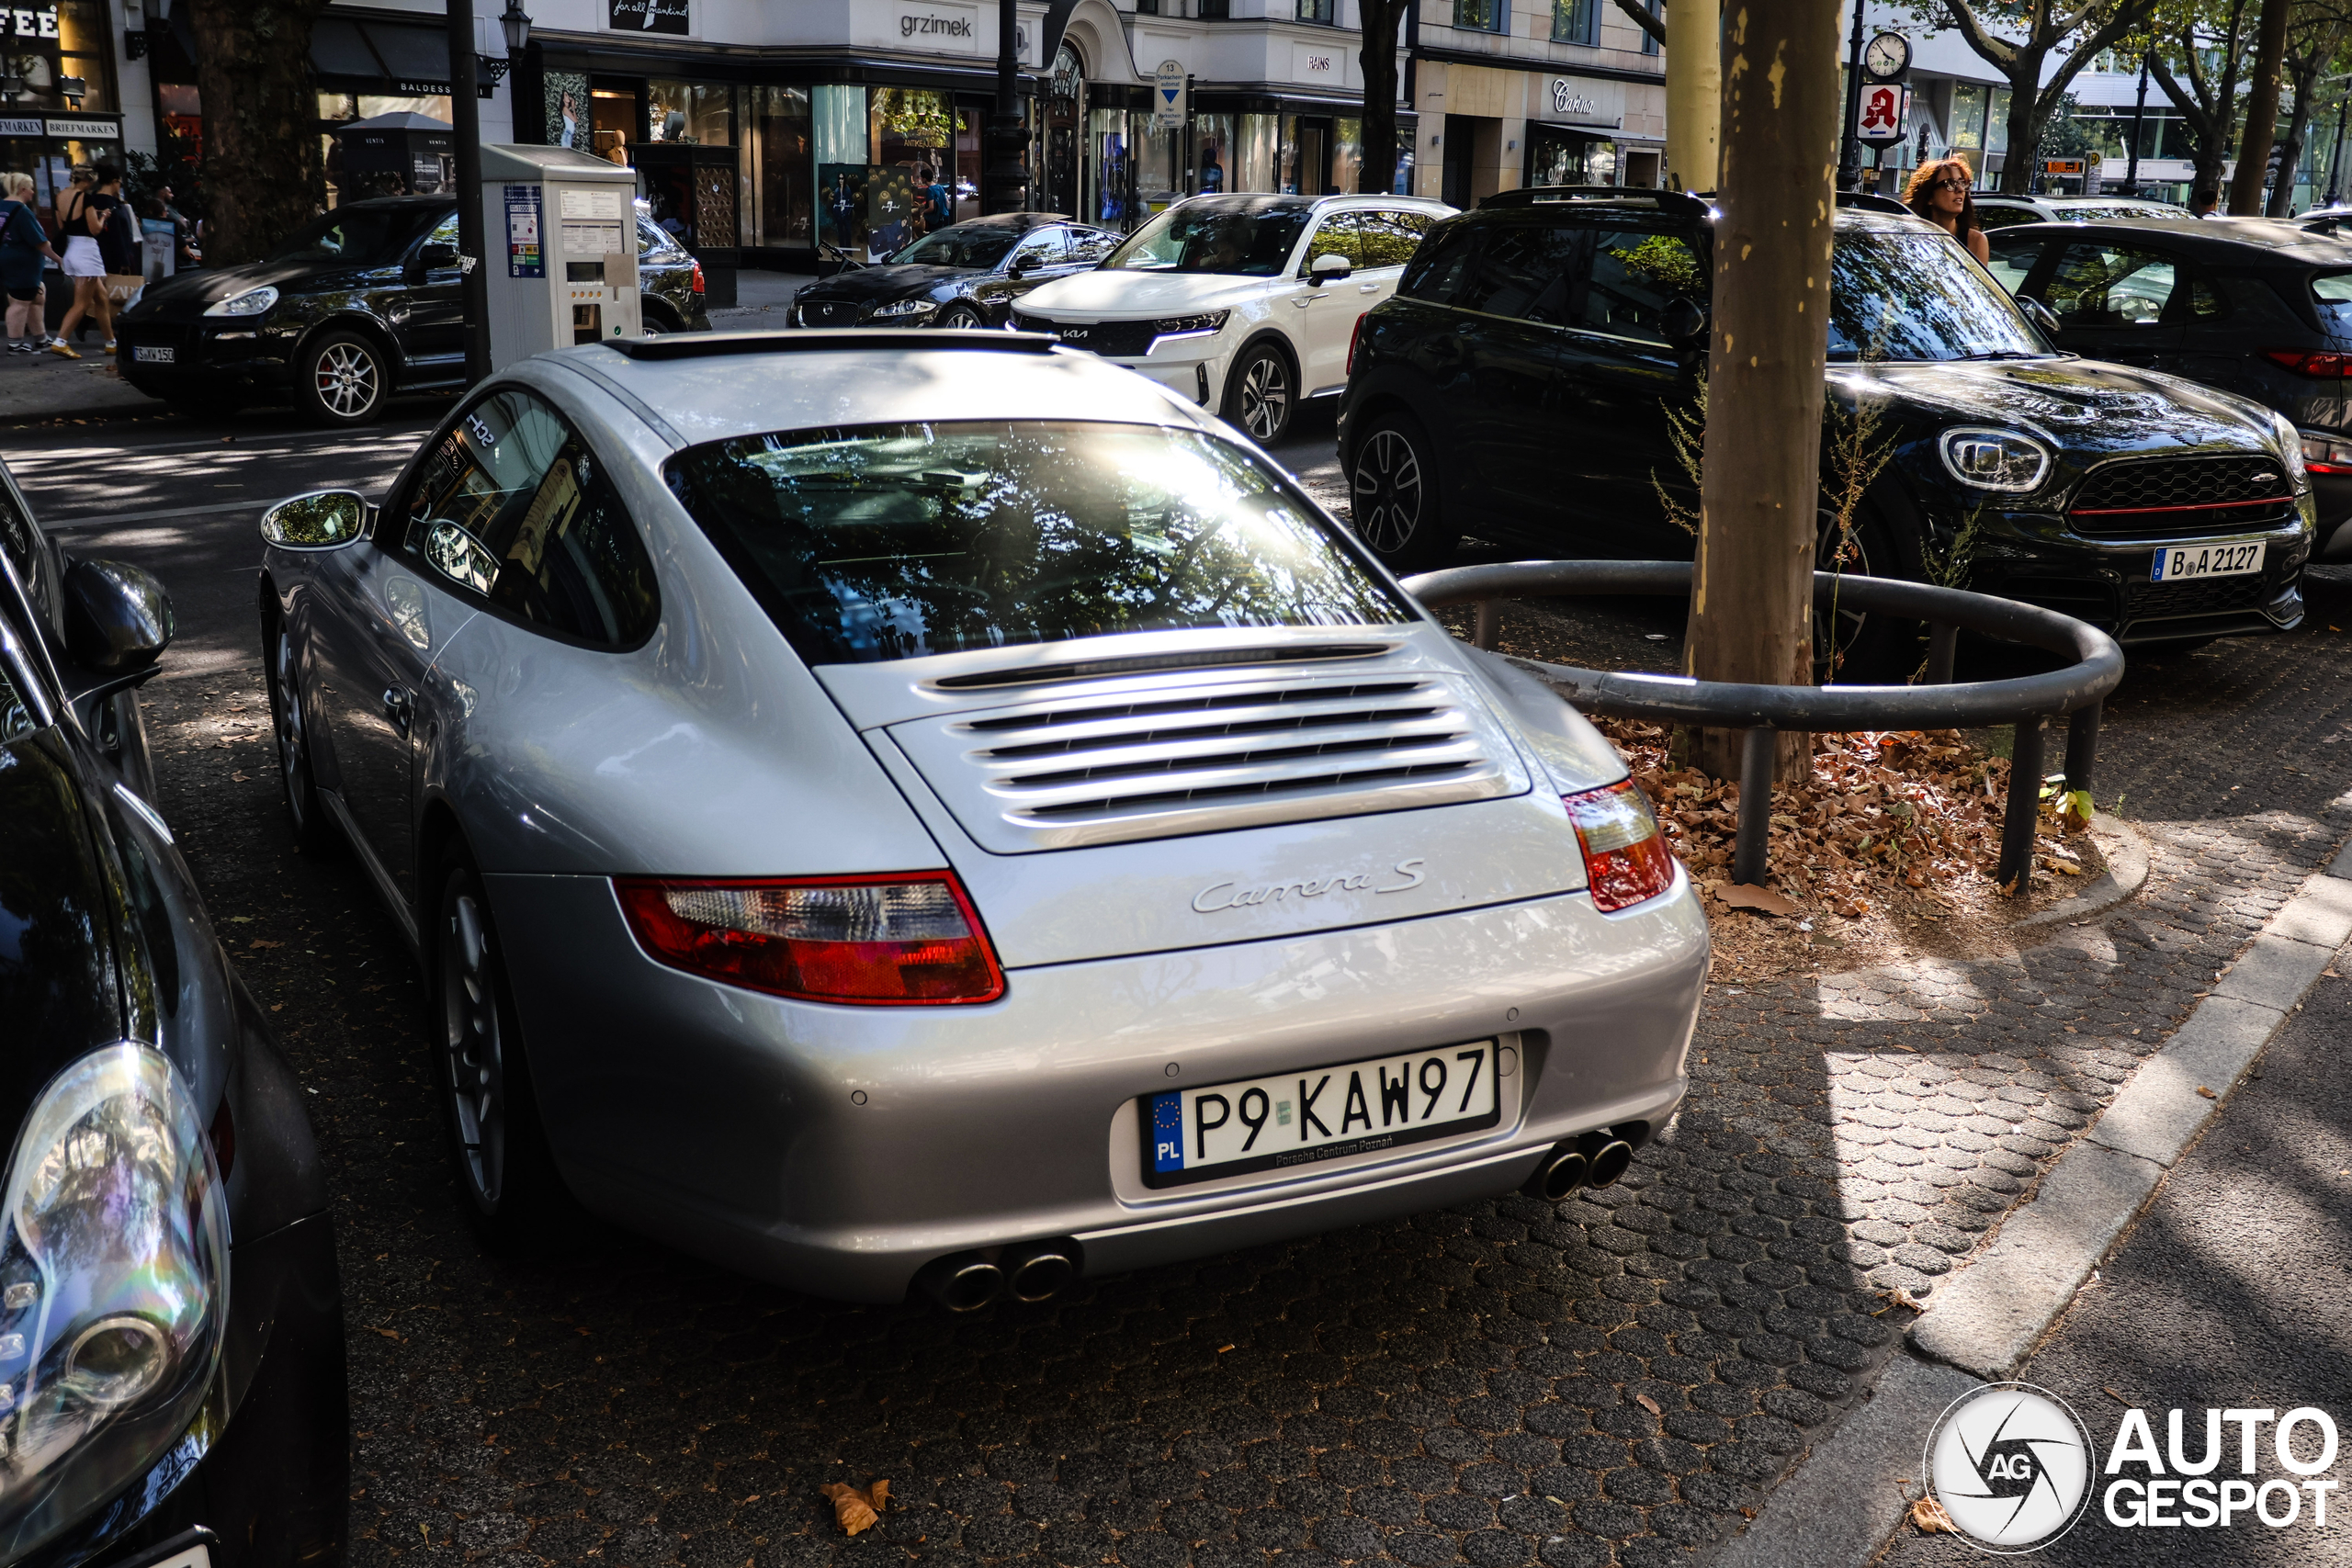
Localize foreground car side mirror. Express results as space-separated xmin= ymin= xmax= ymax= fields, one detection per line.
xmin=261 ymin=490 xmax=371 ymax=550
xmin=1661 ymin=296 xmax=1709 ymax=350
xmin=2018 ymin=295 xmax=2064 ymax=341
xmin=416 ymin=241 xmax=458 ymax=269
xmin=1308 ymin=252 xmax=1352 ymax=286
xmin=62 ymin=558 xmax=173 ymax=675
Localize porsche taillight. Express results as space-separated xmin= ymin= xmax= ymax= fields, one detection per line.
xmin=690 ymin=260 xmax=707 ymax=295
xmin=1564 ymin=781 xmax=1677 ymax=912
xmin=614 ymin=873 xmax=1005 ymax=1004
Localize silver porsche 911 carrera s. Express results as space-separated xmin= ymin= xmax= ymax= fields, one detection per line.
xmin=256 ymin=329 xmax=1708 ymax=1307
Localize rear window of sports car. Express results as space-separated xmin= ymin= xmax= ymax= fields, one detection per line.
xmin=662 ymin=421 xmax=1410 ymax=665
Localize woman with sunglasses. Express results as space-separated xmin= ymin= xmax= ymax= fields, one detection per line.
xmin=1902 ymin=157 xmax=1990 ymax=265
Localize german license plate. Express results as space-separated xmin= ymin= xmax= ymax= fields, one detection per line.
xmin=2152 ymin=541 xmax=2263 ymax=581
xmin=1141 ymin=1040 xmax=1501 ymax=1190
xmin=132 ymin=345 xmax=175 ymax=363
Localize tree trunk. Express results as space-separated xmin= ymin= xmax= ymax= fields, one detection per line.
xmin=2231 ymin=0 xmax=2292 ymax=214
xmin=1357 ymin=0 xmax=1406 ymax=194
xmin=1996 ymin=64 xmax=2054 ymax=194
xmin=2268 ymin=59 xmax=2320 ymax=216
xmin=187 ymin=0 xmax=332 ymax=265
xmin=1684 ymin=0 xmax=1840 ymax=780
xmin=1666 ymin=0 xmax=1721 ymax=192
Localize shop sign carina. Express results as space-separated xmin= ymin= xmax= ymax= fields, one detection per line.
xmin=1538 ymin=75 xmax=1624 ymax=127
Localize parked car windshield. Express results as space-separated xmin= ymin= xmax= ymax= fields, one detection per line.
xmin=1098 ymin=197 xmax=1317 ymax=276
xmin=265 ymin=208 xmax=424 ymax=266
xmin=663 ymin=421 xmax=1410 ymax=665
xmin=892 ymin=224 xmax=1023 ymax=269
xmin=1830 ymin=230 xmax=2050 ymax=362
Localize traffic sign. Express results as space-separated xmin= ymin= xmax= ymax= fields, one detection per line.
xmin=2042 ymin=156 xmax=2088 ymax=176
xmin=1153 ymin=60 xmax=1187 ymax=130
xmin=1856 ymin=83 xmax=1909 ymax=148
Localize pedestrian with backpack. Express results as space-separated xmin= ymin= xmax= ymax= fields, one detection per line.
xmin=0 ymin=172 xmax=62 ymax=355
xmin=54 ymin=161 xmax=130 ymax=357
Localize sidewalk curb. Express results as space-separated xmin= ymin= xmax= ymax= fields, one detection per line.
xmin=1707 ymin=829 xmax=2352 ymax=1568
xmin=2012 ymin=818 xmax=2149 ymax=932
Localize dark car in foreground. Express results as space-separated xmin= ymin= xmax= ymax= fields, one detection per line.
xmin=117 ymin=196 xmax=709 ymax=426
xmin=1984 ymin=216 xmax=2352 ymax=559
xmin=1340 ymin=188 xmax=2313 ymax=654
xmin=787 ymin=213 xmax=1120 ymax=329
xmin=0 ymin=463 xmax=345 ymax=1563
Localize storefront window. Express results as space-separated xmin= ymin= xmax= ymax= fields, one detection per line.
xmin=357 ymin=94 xmax=451 ymax=122
xmin=1238 ymin=113 xmax=1279 ymax=193
xmin=1985 ymin=88 xmax=2011 ymax=153
xmin=1951 ymin=83 xmax=1986 ymax=151
xmin=1194 ymin=112 xmax=1236 ymax=195
xmin=755 ymin=85 xmax=812 ymax=248
xmin=1136 ymin=116 xmax=1182 ymax=218
xmin=1333 ymin=118 xmax=1363 ymax=195
xmin=812 ymin=83 xmax=866 ymax=251
xmin=0 ymin=0 xmax=114 ymax=112
xmin=591 ymin=87 xmax=637 ymax=166
xmin=952 ymin=103 xmax=981 ymax=220
xmin=1087 ymin=106 xmax=1128 ymax=227
xmin=648 ymin=80 xmax=731 ymax=145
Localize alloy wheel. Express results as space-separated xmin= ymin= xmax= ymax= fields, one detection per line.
xmin=1353 ymin=429 xmax=1425 ymax=553
xmin=937 ymin=305 xmax=984 ymax=330
xmin=1238 ymin=352 xmax=1290 ymax=441
xmin=440 ymin=886 xmax=508 ymax=1210
xmin=314 ymin=341 xmax=379 ymax=419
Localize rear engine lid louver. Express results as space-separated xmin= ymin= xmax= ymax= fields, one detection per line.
xmin=887 ymin=671 xmax=1529 ymax=852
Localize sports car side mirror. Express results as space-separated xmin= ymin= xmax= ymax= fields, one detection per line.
xmin=1661 ymin=296 xmax=1709 ymax=350
xmin=261 ymin=490 xmax=371 ymax=550
xmin=62 ymin=558 xmax=173 ymax=675
xmin=1307 ymin=253 xmax=1352 ymax=286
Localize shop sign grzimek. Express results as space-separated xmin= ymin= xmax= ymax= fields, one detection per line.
xmin=873 ymin=0 xmax=980 ymax=53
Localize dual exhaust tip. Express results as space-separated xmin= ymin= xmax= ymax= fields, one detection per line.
xmin=914 ymin=1240 xmax=1081 ymax=1313
xmin=1527 ymin=1125 xmax=1643 ymax=1202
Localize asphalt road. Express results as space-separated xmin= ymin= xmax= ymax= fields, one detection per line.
xmin=20 ymin=400 xmax=2352 ymax=1568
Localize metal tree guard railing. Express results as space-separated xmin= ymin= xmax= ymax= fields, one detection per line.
xmin=1400 ymin=561 xmax=2127 ymax=893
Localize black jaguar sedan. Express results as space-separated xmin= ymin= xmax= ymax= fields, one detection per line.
xmin=1340 ymin=190 xmax=2313 ymax=656
xmin=0 ymin=462 xmax=346 ymax=1562
xmin=787 ymin=212 xmax=1120 ymax=329
xmin=116 ymin=196 xmax=709 ymax=426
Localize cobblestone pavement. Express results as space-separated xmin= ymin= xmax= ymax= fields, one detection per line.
xmin=110 ymin=436 xmax=2352 ymax=1568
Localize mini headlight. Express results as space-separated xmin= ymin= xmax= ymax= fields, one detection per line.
xmin=2273 ymin=412 xmax=2314 ymax=488
xmin=874 ymin=298 xmax=938 ymax=317
xmin=1151 ymin=310 xmax=1230 ymax=342
xmin=201 ymin=286 xmax=277 ymax=319
xmin=1939 ymin=427 xmax=2052 ymax=493
xmin=0 ymin=1044 xmax=227 ymax=1556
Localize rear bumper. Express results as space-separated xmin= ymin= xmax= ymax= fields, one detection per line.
xmin=491 ymin=873 xmax=1709 ymax=1303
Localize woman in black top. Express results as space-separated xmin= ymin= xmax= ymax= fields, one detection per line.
xmin=56 ymin=161 xmax=127 ymax=355
xmin=1903 ymin=157 xmax=1991 ymax=265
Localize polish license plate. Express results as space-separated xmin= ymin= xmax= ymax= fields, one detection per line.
xmin=2151 ymin=541 xmax=2264 ymax=581
xmin=1141 ymin=1040 xmax=1501 ymax=1190
xmin=132 ymin=345 xmax=175 ymax=363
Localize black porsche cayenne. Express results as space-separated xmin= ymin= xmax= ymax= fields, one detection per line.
xmin=786 ymin=212 xmax=1121 ymax=330
xmin=1338 ymin=189 xmax=2314 ymax=652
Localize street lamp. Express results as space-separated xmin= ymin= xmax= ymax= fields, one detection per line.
xmin=499 ymin=0 xmax=530 ymax=54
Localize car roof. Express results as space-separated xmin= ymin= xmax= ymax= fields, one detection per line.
xmin=551 ymin=333 xmax=1228 ymax=449
xmin=952 ymin=212 xmax=1076 ymax=231
xmin=1457 ymin=191 xmax=1942 ymax=236
xmin=1172 ymin=192 xmax=1452 ymax=216
xmin=2001 ymin=215 xmax=2352 ymax=263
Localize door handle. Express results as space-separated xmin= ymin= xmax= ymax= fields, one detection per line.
xmin=381 ymin=686 xmax=413 ymax=738
xmin=1358 ymin=282 xmax=1380 ymax=293
xmin=1293 ymin=294 xmax=1319 ymax=308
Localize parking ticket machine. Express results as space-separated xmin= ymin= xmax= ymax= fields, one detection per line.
xmin=480 ymin=143 xmax=641 ymax=369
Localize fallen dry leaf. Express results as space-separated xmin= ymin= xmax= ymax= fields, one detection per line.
xmin=2196 ymin=1086 xmax=2218 ymax=1100
xmin=249 ymin=938 xmax=283 ymax=950
xmin=1875 ymin=1285 xmax=1930 ymax=1315
xmin=821 ymin=1480 xmax=889 ymax=1537
xmin=1634 ymin=1393 xmax=1662 ymax=1416
xmin=1911 ymin=1496 xmax=1959 ymax=1534
xmin=1719 ymin=883 xmax=1800 ymax=918
xmin=2103 ymin=1386 xmax=2131 ymax=1406
xmin=369 ymin=1326 xmax=403 ymax=1343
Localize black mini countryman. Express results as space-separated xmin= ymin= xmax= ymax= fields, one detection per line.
xmin=0 ymin=462 xmax=347 ymax=1564
xmin=1339 ymin=189 xmax=2314 ymax=653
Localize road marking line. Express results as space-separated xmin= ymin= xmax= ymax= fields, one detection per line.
xmin=45 ymin=494 xmax=388 ymax=531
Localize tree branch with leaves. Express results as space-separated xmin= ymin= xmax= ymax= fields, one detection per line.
xmin=1905 ymin=0 xmax=2158 ymax=193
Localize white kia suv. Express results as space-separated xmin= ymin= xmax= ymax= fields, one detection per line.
xmin=1012 ymin=191 xmax=1455 ymax=444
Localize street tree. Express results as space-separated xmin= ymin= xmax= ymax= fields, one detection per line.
xmin=1905 ymin=0 xmax=2157 ymax=193
xmin=187 ymin=0 xmax=334 ymax=264
xmin=2144 ymin=0 xmax=2258 ymax=211
xmin=1684 ymin=0 xmax=1841 ymax=779
xmin=1609 ymin=2 xmax=1721 ymax=193
xmin=1356 ymin=0 xmax=1408 ymax=192
xmin=2269 ymin=0 xmax=2352 ymax=213
xmin=2230 ymin=0 xmax=2292 ymax=210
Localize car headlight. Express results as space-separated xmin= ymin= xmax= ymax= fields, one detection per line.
xmin=0 ymin=1044 xmax=227 ymax=1556
xmin=873 ymin=298 xmax=938 ymax=318
xmin=201 ymin=286 xmax=277 ymax=319
xmin=1939 ymin=426 xmax=2052 ymax=493
xmin=2273 ymin=412 xmax=2315 ymax=487
xmin=1151 ymin=310 xmax=1230 ymax=344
